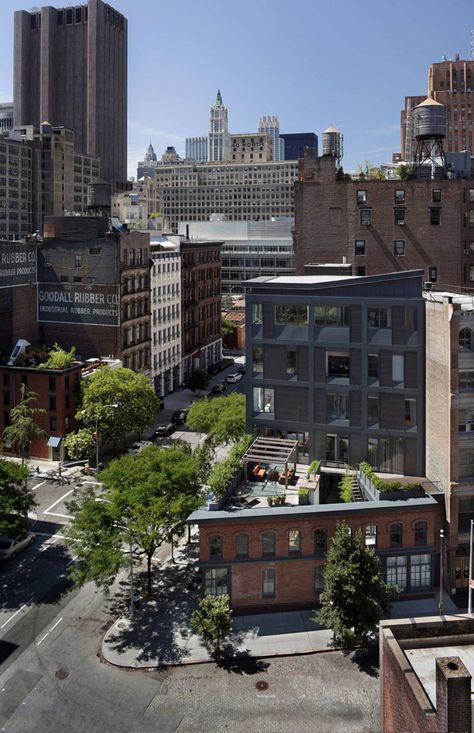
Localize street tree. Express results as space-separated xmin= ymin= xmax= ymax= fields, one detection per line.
xmin=191 ymin=593 xmax=232 ymax=657
xmin=64 ymin=428 xmax=96 ymax=461
xmin=186 ymin=393 xmax=246 ymax=446
xmin=0 ymin=459 xmax=33 ymax=538
xmin=3 ymin=384 xmax=47 ymax=464
xmin=185 ymin=368 xmax=211 ymax=393
xmin=78 ymin=367 xmax=161 ymax=447
xmin=67 ymin=444 xmax=203 ymax=596
xmin=314 ymin=521 xmax=398 ymax=651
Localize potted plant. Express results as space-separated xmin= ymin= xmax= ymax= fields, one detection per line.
xmin=298 ymin=487 xmax=310 ymax=505
xmin=267 ymin=496 xmax=274 ymax=507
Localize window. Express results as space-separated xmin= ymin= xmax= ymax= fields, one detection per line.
xmin=368 ymin=437 xmax=403 ymax=473
xmin=432 ymin=189 xmax=442 ymax=203
xmin=357 ymin=266 xmax=366 ymax=276
xmin=48 ymin=377 xmax=56 ymax=391
xmin=410 ymin=554 xmax=431 ymax=590
xmin=49 ymin=396 xmax=56 ymax=411
xmin=365 ymin=524 xmax=377 ymax=547
xmin=209 ymin=535 xmax=223 ymax=559
xmin=458 ymin=496 xmax=474 ymax=531
xmin=66 ymin=7 xmax=73 ymax=24
xmin=253 ymin=387 xmax=274 ymax=415
xmin=354 ymin=240 xmax=366 ymax=256
xmin=430 ymin=208 xmax=441 ymax=225
xmin=389 ymin=523 xmax=403 ymax=548
xmin=367 ymin=397 xmax=379 ymax=425
xmin=414 ymin=521 xmax=427 ymax=546
xmin=326 ymin=434 xmax=349 ymax=463
xmin=386 ymin=556 xmax=407 ymax=591
xmin=394 ymin=189 xmax=405 ymax=204
xmin=315 ymin=305 xmax=349 ymax=326
xmin=314 ymin=529 xmax=327 ymax=556
xmin=252 ymin=303 xmax=263 ymax=324
xmin=327 ymin=393 xmax=348 ymax=420
xmin=314 ymin=566 xmax=325 ymax=594
xmin=205 ymin=567 xmax=229 ymax=596
xmin=356 ymin=190 xmax=367 ymax=204
xmin=470 ymin=189 xmax=474 ymax=203
xmin=288 ymin=529 xmax=301 ymax=555
xmin=394 ymin=208 xmax=405 ymax=225
xmin=262 ymin=568 xmax=276 ymax=598
xmin=404 ymin=399 xmax=417 ymax=426
xmin=459 ymin=454 xmax=474 ymax=479
xmin=252 ymin=347 xmax=263 ymax=376
xmin=394 ymin=240 xmax=405 ymax=256
xmin=368 ymin=353 xmax=379 ymax=381
xmin=275 ymin=304 xmax=308 ymax=325
xmin=459 ymin=409 xmax=474 ymax=432
xmin=429 ymin=267 xmax=438 ymax=282
xmin=368 ymin=307 xmax=391 ymax=328
xmin=392 ymin=355 xmax=404 ymax=385
xmin=459 ymin=329 xmax=472 ymax=349
xmin=235 ymin=533 xmax=249 ymax=559
xmin=327 ymin=353 xmax=350 ymax=379
xmin=360 ymin=209 xmax=371 ymax=225
xmin=286 ymin=350 xmax=296 ymax=378
xmin=49 ymin=417 xmax=57 ymax=432
xmin=262 ymin=531 xmax=276 ymax=557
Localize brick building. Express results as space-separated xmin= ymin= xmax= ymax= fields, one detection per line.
xmin=245 ymin=270 xmax=426 ymax=473
xmin=293 ymin=150 xmax=474 ymax=290
xmin=189 ymin=491 xmax=441 ymax=613
xmin=0 ymin=240 xmax=37 ymax=346
xmin=180 ymin=238 xmax=222 ymax=379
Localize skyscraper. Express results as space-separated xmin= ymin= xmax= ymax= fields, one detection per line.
xmin=13 ymin=0 xmax=127 ymax=187
xmin=258 ymin=115 xmax=284 ymax=160
xmin=208 ymin=90 xmax=230 ymax=162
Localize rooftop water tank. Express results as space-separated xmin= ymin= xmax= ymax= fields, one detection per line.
xmin=322 ymin=127 xmax=343 ymax=162
xmin=414 ymin=98 xmax=446 ymax=140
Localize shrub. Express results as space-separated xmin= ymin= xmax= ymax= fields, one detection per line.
xmin=359 ymin=462 xmax=424 ymax=494
xmin=298 ymin=487 xmax=310 ymax=498
xmin=207 ymin=433 xmax=253 ymax=498
xmin=339 ymin=472 xmax=353 ymax=503
xmin=307 ymin=459 xmax=320 ymax=478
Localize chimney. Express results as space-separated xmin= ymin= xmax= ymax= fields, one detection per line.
xmin=435 ymin=656 xmax=471 ymax=733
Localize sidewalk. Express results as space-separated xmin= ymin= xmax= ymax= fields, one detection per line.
xmin=101 ymin=542 xmax=459 ymax=669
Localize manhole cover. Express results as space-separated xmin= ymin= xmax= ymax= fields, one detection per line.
xmin=255 ymin=680 xmax=268 ymax=691
xmin=55 ymin=668 xmax=69 ymax=680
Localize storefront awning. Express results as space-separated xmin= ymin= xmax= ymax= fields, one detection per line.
xmin=47 ymin=436 xmax=62 ymax=448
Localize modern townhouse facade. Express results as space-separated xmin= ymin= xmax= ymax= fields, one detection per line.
xmin=245 ymin=270 xmax=426 ymax=473
xmin=150 ymin=238 xmax=181 ymax=396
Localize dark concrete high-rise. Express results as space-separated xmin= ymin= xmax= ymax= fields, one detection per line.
xmin=14 ymin=0 xmax=127 ymax=188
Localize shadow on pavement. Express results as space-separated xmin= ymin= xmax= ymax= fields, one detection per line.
xmin=350 ymin=646 xmax=379 ymax=678
xmin=216 ymin=651 xmax=270 ymax=675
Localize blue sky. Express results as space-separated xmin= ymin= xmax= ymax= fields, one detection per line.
xmin=0 ymin=0 xmax=472 ymax=176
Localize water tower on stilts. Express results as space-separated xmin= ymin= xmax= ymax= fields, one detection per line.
xmin=411 ymin=98 xmax=447 ymax=179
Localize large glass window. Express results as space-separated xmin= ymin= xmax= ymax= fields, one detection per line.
xmin=392 ymin=355 xmax=404 ymax=385
xmin=414 ymin=521 xmax=427 ymax=546
xmin=389 ymin=523 xmax=403 ymax=548
xmin=205 ymin=567 xmax=229 ymax=596
xmin=368 ymin=307 xmax=391 ymax=329
xmin=327 ymin=393 xmax=348 ymax=420
xmin=459 ymin=409 xmax=474 ymax=432
xmin=368 ymin=437 xmax=404 ymax=473
xmin=327 ymin=353 xmax=350 ymax=379
xmin=365 ymin=524 xmax=377 ymax=547
xmin=459 ymin=454 xmax=474 ymax=479
xmin=410 ymin=554 xmax=431 ymax=590
xmin=235 ymin=533 xmax=249 ymax=559
xmin=252 ymin=347 xmax=263 ymax=377
xmin=459 ymin=370 xmax=474 ymax=390
xmin=252 ymin=303 xmax=263 ymax=324
xmin=314 ymin=529 xmax=328 ymax=556
xmin=275 ymin=305 xmax=308 ymax=326
xmin=315 ymin=306 xmax=349 ymax=327
xmin=357 ymin=190 xmax=367 ymax=204
xmin=209 ymin=535 xmax=223 ymax=559
xmin=386 ymin=556 xmax=407 ymax=591
xmin=286 ymin=350 xmax=297 ymax=378
xmin=368 ymin=354 xmax=379 ymax=381
xmin=253 ymin=387 xmax=274 ymax=416
xmin=262 ymin=569 xmax=276 ymax=598
xmin=458 ymin=496 xmax=474 ymax=531
xmin=404 ymin=399 xmax=417 ymax=426
xmin=326 ymin=434 xmax=349 ymax=463
xmin=288 ymin=529 xmax=301 ymax=555
xmin=314 ymin=566 xmax=325 ymax=595
xmin=367 ymin=397 xmax=379 ymax=426
xmin=261 ymin=531 xmax=276 ymax=557
xmin=459 ymin=329 xmax=473 ymax=350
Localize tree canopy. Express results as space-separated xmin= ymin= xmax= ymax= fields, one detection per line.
xmin=0 ymin=459 xmax=33 ymax=538
xmin=185 ymin=368 xmax=211 ymax=392
xmin=186 ymin=393 xmax=246 ymax=446
xmin=67 ymin=444 xmax=203 ymax=595
xmin=78 ymin=367 xmax=161 ymax=446
xmin=64 ymin=428 xmax=96 ymax=461
xmin=3 ymin=384 xmax=46 ymax=463
xmin=314 ymin=522 xmax=397 ymax=651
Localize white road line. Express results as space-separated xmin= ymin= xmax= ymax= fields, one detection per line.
xmin=0 ymin=596 xmax=34 ymax=630
xmin=36 ymin=616 xmax=63 ymax=646
xmin=44 ymin=488 xmax=74 ymax=515
xmin=39 ymin=534 xmax=61 ymax=552
xmin=35 ymin=532 xmax=67 ymax=539
xmin=45 ymin=512 xmax=72 ymax=520
xmin=31 ymin=481 xmax=46 ymax=491
xmin=66 ymin=555 xmax=77 ymax=567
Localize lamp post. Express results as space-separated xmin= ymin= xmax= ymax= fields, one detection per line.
xmin=469 ymin=519 xmax=474 ymax=616
xmin=93 ymin=403 xmax=119 ymax=469
xmin=95 ymin=497 xmax=136 ymax=618
xmin=439 ymin=528 xmax=445 ymax=616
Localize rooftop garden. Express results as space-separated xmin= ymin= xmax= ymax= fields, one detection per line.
xmin=358 ymin=462 xmax=425 ymax=495
xmin=2 ymin=343 xmax=78 ymax=370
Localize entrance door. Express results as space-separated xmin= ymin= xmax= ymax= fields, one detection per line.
xmin=454 ymin=557 xmax=470 ymax=589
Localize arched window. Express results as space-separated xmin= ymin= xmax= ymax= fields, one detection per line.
xmin=314 ymin=528 xmax=328 ymax=556
xmin=235 ymin=533 xmax=249 ymax=559
xmin=261 ymin=531 xmax=276 ymax=557
xmin=209 ymin=535 xmax=223 ymax=559
xmin=414 ymin=521 xmax=427 ymax=546
xmin=459 ymin=329 xmax=472 ymax=350
xmin=389 ymin=522 xmax=403 ymax=548
xmin=262 ymin=568 xmax=276 ymax=598
xmin=288 ymin=529 xmax=301 ymax=555
xmin=365 ymin=524 xmax=377 ymax=547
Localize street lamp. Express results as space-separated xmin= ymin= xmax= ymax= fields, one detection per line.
xmin=93 ymin=403 xmax=119 ymax=469
xmin=95 ymin=497 xmax=136 ymax=618
xmin=439 ymin=528 xmax=445 ymax=616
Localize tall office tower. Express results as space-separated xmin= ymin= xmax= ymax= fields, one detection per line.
xmin=401 ymin=55 xmax=474 ymax=161
xmin=185 ymin=136 xmax=208 ymax=162
xmin=258 ymin=115 xmax=284 ymax=161
xmin=13 ymin=0 xmax=127 ymax=187
xmin=208 ymin=90 xmax=230 ymax=162
xmin=0 ymin=104 xmax=13 ymax=132
xmin=280 ymin=132 xmax=318 ymax=160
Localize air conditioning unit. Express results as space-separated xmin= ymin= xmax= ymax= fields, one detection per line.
xmin=424 ymin=282 xmax=433 ymax=291
xmin=362 ymin=220 xmax=371 ymax=226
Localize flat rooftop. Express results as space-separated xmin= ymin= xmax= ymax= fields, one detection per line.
xmin=406 ymin=642 xmax=474 ymax=708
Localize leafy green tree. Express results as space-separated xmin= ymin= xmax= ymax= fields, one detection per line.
xmin=221 ymin=317 xmax=234 ymax=336
xmin=3 ymin=384 xmax=47 ymax=464
xmin=78 ymin=367 xmax=161 ymax=447
xmin=40 ymin=343 xmax=77 ymax=369
xmin=67 ymin=444 xmax=202 ymax=596
xmin=191 ymin=594 xmax=232 ymax=657
xmin=0 ymin=460 xmax=32 ymax=538
xmin=314 ymin=521 xmax=398 ymax=651
xmin=64 ymin=428 xmax=96 ymax=461
xmin=185 ymin=368 xmax=211 ymax=393
xmin=207 ymin=433 xmax=253 ymax=497
xmin=186 ymin=393 xmax=246 ymax=446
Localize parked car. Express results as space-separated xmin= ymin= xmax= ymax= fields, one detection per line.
xmin=226 ymin=372 xmax=243 ymax=384
xmin=237 ymin=366 xmax=246 ymax=375
xmin=171 ymin=409 xmax=188 ymax=425
xmin=127 ymin=440 xmax=154 ymax=455
xmin=211 ymin=383 xmax=227 ymax=394
xmin=0 ymin=532 xmax=36 ymax=562
xmin=154 ymin=423 xmax=176 ymax=438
